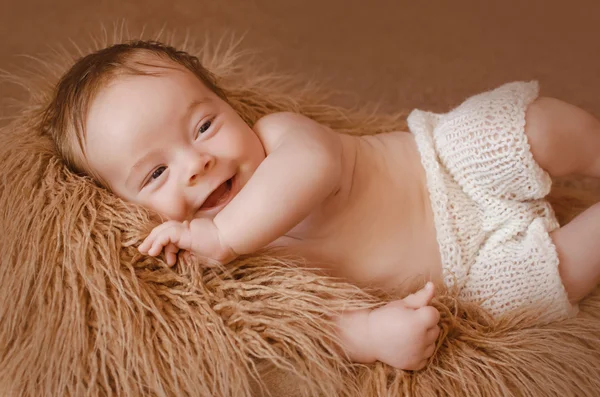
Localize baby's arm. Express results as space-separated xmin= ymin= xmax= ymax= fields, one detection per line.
xmin=215 ymin=112 xmax=343 ymax=256
xmin=336 ymin=282 xmax=440 ymax=370
xmin=139 ymin=112 xmax=343 ymax=264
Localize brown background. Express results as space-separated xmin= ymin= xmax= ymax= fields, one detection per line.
xmin=1 ymin=0 xmax=600 ymax=123
xmin=0 ymin=3 xmax=598 ymax=395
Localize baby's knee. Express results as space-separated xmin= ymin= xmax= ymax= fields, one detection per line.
xmin=526 ymin=97 xmax=600 ymax=177
xmin=551 ymin=202 xmax=600 ymax=302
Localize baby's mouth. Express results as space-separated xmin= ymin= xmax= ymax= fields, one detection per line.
xmin=200 ymin=178 xmax=233 ymax=210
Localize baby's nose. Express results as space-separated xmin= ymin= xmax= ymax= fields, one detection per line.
xmin=187 ymin=154 xmax=215 ymax=185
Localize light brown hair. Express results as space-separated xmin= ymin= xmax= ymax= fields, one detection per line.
xmin=41 ymin=40 xmax=227 ymax=186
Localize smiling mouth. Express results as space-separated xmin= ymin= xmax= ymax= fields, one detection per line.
xmin=200 ymin=178 xmax=233 ymax=210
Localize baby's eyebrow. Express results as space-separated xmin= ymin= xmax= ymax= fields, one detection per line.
xmin=126 ymin=150 xmax=162 ymax=188
xmin=185 ymin=98 xmax=210 ymax=119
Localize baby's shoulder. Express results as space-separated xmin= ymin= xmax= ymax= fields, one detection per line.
xmin=253 ymin=112 xmax=342 ymax=157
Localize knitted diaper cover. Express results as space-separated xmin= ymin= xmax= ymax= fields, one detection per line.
xmin=408 ymin=81 xmax=577 ymax=323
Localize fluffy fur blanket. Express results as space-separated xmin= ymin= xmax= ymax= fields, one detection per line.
xmin=2 ymin=33 xmax=600 ymax=397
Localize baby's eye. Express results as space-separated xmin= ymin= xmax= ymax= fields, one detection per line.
xmin=141 ymin=166 xmax=167 ymax=189
xmin=150 ymin=166 xmax=166 ymax=181
xmin=197 ymin=120 xmax=212 ymax=135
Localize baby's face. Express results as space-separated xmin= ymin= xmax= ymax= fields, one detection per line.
xmin=84 ymin=61 xmax=265 ymax=221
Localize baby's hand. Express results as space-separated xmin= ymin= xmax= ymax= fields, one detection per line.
xmin=138 ymin=219 xmax=237 ymax=266
xmin=368 ymin=282 xmax=440 ymax=370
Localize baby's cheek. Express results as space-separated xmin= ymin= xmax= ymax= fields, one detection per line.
xmin=151 ymin=193 xmax=187 ymax=222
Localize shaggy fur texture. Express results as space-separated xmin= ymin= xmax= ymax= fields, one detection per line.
xmin=1 ymin=30 xmax=600 ymax=396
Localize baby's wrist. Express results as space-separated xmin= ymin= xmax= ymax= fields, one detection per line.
xmin=212 ymin=223 xmax=238 ymax=263
xmin=335 ymin=309 xmax=377 ymax=364
xmin=189 ymin=218 xmax=237 ymax=264
xmin=365 ymin=307 xmax=387 ymax=363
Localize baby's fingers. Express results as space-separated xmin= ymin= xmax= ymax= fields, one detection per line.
xmin=424 ymin=343 xmax=435 ymax=358
xmin=415 ymin=359 xmax=429 ymax=371
xmin=426 ymin=325 xmax=441 ymax=344
xmin=417 ymin=306 xmax=441 ymax=327
xmin=164 ymin=243 xmax=179 ymax=267
xmin=412 ymin=359 xmax=429 ymax=371
xmin=411 ymin=344 xmax=436 ymax=371
xmin=138 ymin=237 xmax=152 ymax=254
xmin=139 ymin=221 xmax=181 ymax=253
xmin=148 ymin=227 xmax=185 ymax=256
xmin=402 ymin=282 xmax=435 ymax=309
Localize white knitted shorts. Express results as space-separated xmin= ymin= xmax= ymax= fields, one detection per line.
xmin=408 ymin=81 xmax=577 ymax=323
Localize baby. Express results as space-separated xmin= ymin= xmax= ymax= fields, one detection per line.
xmin=44 ymin=40 xmax=600 ymax=371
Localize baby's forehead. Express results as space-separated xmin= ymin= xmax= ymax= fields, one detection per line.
xmin=100 ymin=53 xmax=191 ymax=92
xmin=124 ymin=51 xmax=183 ymax=71
xmin=96 ymin=60 xmax=198 ymax=106
xmin=85 ymin=53 xmax=215 ymax=134
xmin=88 ymin=65 xmax=210 ymax=136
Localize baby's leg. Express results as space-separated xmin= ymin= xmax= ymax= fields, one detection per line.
xmin=525 ymin=97 xmax=600 ymax=178
xmin=552 ymin=202 xmax=600 ymax=303
xmin=526 ymin=97 xmax=600 ymax=302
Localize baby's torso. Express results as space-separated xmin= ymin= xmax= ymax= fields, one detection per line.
xmin=270 ymin=131 xmax=443 ymax=296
